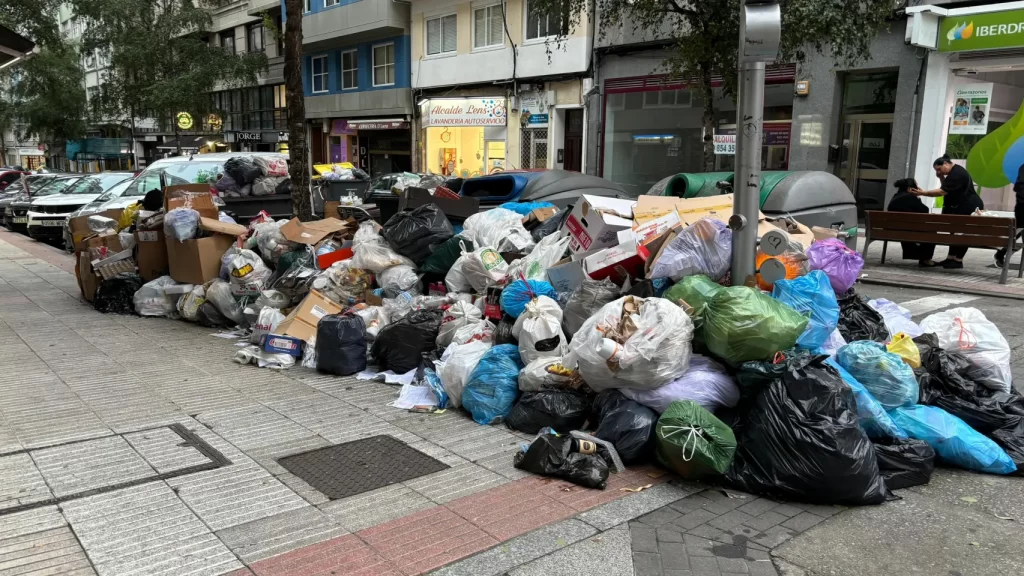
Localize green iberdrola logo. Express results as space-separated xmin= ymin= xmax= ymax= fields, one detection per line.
xmin=947 ymin=21 xmax=975 ymax=44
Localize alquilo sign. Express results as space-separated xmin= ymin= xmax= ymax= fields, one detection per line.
xmin=940 ymin=9 xmax=1024 ymax=52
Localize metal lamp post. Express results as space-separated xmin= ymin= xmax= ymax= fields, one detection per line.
xmin=729 ymin=0 xmax=781 ymax=286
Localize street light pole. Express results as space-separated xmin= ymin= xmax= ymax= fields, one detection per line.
xmin=730 ymin=1 xmax=781 ymax=286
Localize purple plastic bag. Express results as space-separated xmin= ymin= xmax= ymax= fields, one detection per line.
xmin=806 ymin=239 xmax=863 ymax=294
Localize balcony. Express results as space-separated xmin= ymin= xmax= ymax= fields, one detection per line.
xmin=302 ymin=0 xmax=409 ymax=51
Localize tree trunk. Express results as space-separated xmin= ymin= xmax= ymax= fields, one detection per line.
xmin=285 ymin=0 xmax=311 ymax=221
xmin=699 ymin=64 xmax=716 ymax=173
xmin=174 ymin=123 xmax=182 ymax=156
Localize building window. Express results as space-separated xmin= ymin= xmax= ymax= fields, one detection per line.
xmin=372 ymin=43 xmax=395 ymax=87
xmin=312 ymin=55 xmax=329 ymax=93
xmin=304 ymin=0 xmax=310 ymax=12
xmin=525 ymin=0 xmax=564 ymax=40
xmin=342 ymin=50 xmax=358 ymax=89
xmin=426 ymin=14 xmax=457 ymax=56
xmin=473 ymin=5 xmax=504 ymax=49
xmin=221 ymin=32 xmax=235 ymax=54
xmin=247 ymin=23 xmax=264 ymax=53
xmin=325 ymin=0 xmax=339 ymax=6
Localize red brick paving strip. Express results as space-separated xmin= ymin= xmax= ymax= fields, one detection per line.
xmin=246 ymin=466 xmax=671 ymax=575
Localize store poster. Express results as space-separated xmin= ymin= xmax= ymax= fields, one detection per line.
xmin=421 ymin=98 xmax=507 ymax=127
xmin=950 ymin=83 xmax=993 ymax=135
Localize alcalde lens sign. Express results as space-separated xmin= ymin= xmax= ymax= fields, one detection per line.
xmin=940 ymin=9 xmax=1024 ymax=52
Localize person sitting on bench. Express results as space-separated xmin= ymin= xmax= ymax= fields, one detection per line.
xmin=887 ymin=178 xmax=935 ymax=267
xmin=910 ymin=154 xmax=984 ymax=269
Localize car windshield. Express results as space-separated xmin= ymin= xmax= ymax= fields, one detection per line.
xmin=92 ymin=179 xmax=134 ymax=204
xmin=124 ymin=160 xmax=223 ymax=198
xmin=32 ymin=177 xmax=79 ymax=197
xmin=64 ymin=173 xmax=132 ymax=195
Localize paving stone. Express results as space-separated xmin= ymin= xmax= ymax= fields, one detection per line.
xmin=658 ymin=541 xmax=690 ymax=570
xmin=700 ymin=491 xmax=750 ymax=515
xmin=767 ymin=504 xmax=804 ymax=518
xmin=708 ymin=510 xmax=755 ymax=531
xmin=633 ymin=551 xmax=663 ymax=576
xmin=123 ymin=426 xmax=214 ymax=474
xmin=0 ymin=452 xmax=53 ymax=510
xmin=750 ymin=525 xmax=797 ymax=549
xmin=657 ymin=526 xmax=684 ymax=543
xmin=0 ymin=506 xmax=66 ymax=541
xmin=742 ymin=510 xmax=790 ymax=532
xmin=637 ymin=505 xmax=684 ymax=527
xmin=0 ymin=525 xmax=95 ymax=575
xmin=779 ymin=512 xmax=825 ymax=534
xmin=735 ymin=498 xmax=779 ymax=517
xmin=509 ymin=524 xmax=633 ymax=576
xmin=446 ymin=478 xmax=575 ymax=541
xmin=717 ymin=556 xmax=750 ymax=573
xmin=687 ymin=555 xmax=721 ymax=575
xmin=673 ymin=508 xmax=718 ymax=530
xmin=319 ymin=483 xmax=435 ymax=533
xmin=578 ymin=483 xmax=695 ymax=531
xmin=684 ymin=534 xmax=716 ymax=557
xmin=357 ymin=506 xmax=497 ymax=575
xmin=630 ymin=524 xmax=659 ymax=553
xmin=669 ymin=493 xmax=714 ymax=514
xmin=214 ymin=506 xmax=348 ymax=564
xmin=404 ymin=462 xmax=509 ymax=504
xmin=246 ymin=533 xmax=400 ymax=576
xmin=195 ymin=405 xmax=316 ymax=452
xmin=32 ymin=435 xmax=155 ymax=498
xmin=688 ymin=524 xmax=725 ymax=539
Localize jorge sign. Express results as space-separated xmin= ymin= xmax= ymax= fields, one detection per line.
xmin=940 ymin=9 xmax=1024 ymax=52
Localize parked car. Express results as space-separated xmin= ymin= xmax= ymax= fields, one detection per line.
xmin=27 ymin=172 xmax=132 ymax=242
xmin=0 ymin=174 xmax=56 ymax=222
xmin=0 ymin=169 xmax=28 ymax=191
xmin=63 ymin=177 xmax=139 ymax=249
xmin=4 ymin=175 xmax=82 ymax=233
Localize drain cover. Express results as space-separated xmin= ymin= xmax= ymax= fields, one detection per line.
xmin=277 ymin=435 xmax=449 ymax=500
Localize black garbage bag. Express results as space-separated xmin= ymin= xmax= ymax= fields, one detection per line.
xmin=873 ymin=437 xmax=936 ymax=490
xmin=197 ymin=302 xmax=230 ymax=327
xmin=224 ymin=156 xmax=263 ymax=185
xmin=836 ymin=289 xmax=888 ymax=343
xmin=530 ymin=209 xmax=571 ymax=242
xmin=505 ymin=389 xmax=591 ymax=434
xmin=420 ymin=235 xmax=473 ymax=276
xmin=275 ymin=177 xmax=292 ymax=195
xmin=317 ymin=314 xmax=367 ymax=376
xmin=94 ymin=273 xmax=144 ymax=314
xmin=494 ymin=314 xmax=519 ymax=346
xmin=371 ymin=309 xmax=442 ymax=373
xmin=591 ymin=390 xmax=657 ymax=464
xmin=914 ymin=333 xmax=1024 ymax=473
xmin=513 ymin=432 xmax=610 ymax=489
xmin=382 ymin=204 xmax=454 ymax=265
xmin=725 ymin=353 xmax=888 ymax=505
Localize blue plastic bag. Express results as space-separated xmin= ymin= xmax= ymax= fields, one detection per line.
xmin=836 ymin=341 xmax=919 ymax=410
xmin=424 ymin=368 xmax=448 ymax=410
xmin=500 ymin=279 xmax=559 ymax=319
xmin=498 ymin=201 xmax=556 ymax=216
xmin=772 ymin=271 xmax=839 ymax=350
xmin=889 ymin=405 xmax=1017 ymax=475
xmin=825 ymin=358 xmax=907 ymax=440
xmin=462 ymin=344 xmax=524 ymax=425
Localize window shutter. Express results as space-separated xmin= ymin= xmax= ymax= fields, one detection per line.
xmin=427 ymin=18 xmax=441 ymax=55
xmin=474 ymin=9 xmax=485 ymax=47
xmin=442 ymin=15 xmax=457 ymax=52
xmin=488 ymin=7 xmax=503 ymax=46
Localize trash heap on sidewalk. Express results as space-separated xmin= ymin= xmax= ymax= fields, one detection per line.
xmin=81 ymin=181 xmax=1023 ymax=502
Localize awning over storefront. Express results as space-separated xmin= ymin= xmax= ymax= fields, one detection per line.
xmin=157 ymin=136 xmax=215 ymax=150
xmin=906 ymin=2 xmax=1024 ymax=52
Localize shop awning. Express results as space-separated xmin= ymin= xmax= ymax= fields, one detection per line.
xmin=157 ymin=136 xmax=215 ymax=150
xmin=0 ymin=23 xmax=36 ymax=70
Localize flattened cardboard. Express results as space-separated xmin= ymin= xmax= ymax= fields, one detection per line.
xmin=135 ymin=229 xmax=168 ymax=282
xmin=166 ymin=234 xmax=235 ymax=285
xmin=199 ymin=217 xmax=248 ymax=237
xmin=78 ymin=253 xmax=101 ymax=302
xmin=280 ymin=217 xmax=350 ymax=245
xmin=324 ymin=201 xmax=341 ymax=219
xmin=632 ymin=211 xmax=682 ymax=246
xmin=546 ymin=258 xmax=587 ymax=294
xmin=164 ymin=184 xmax=212 ymax=208
xmin=563 ymin=195 xmax=636 ymax=257
xmin=399 ymin=187 xmax=479 ymax=219
xmin=275 ymin=290 xmax=343 ymax=342
xmin=69 ymin=208 xmax=124 ymax=247
xmin=523 ymin=207 xmax=557 ymax=228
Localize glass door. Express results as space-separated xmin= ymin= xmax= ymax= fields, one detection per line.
xmin=485 ymin=140 xmax=506 ymax=173
xmin=837 ymin=114 xmax=893 ymax=218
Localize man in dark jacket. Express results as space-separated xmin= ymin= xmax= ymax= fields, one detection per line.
xmin=995 ymin=163 xmax=1024 ymax=268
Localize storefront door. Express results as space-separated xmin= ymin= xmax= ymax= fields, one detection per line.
xmin=485 ymin=140 xmax=506 ymax=174
xmin=838 ymin=114 xmax=893 ymax=218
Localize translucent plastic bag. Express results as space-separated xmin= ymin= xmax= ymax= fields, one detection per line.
xmin=562 ymin=278 xmax=620 ymax=338
xmin=868 ymin=298 xmax=924 ymax=339
xmin=164 ymin=208 xmax=201 ymax=242
xmin=462 ymin=344 xmax=524 ymax=425
xmin=500 ymin=280 xmax=559 ymax=319
xmin=463 ymin=208 xmax=529 ymax=249
xmin=437 ymin=300 xmax=483 ymax=348
xmin=771 ymin=270 xmax=839 ymax=350
xmin=518 ymin=233 xmax=570 ymax=281
xmin=435 ymin=339 xmax=492 ymax=408
xmin=511 ymin=296 xmax=564 ymax=358
xmin=650 ymin=218 xmax=732 ymax=281
xmin=133 ymin=275 xmax=180 ymax=317
xmin=806 ymin=238 xmax=863 ymax=295
xmin=234 ymin=345 xmax=295 ymax=370
xmin=818 ymin=328 xmax=847 ymax=357
xmin=254 ymin=220 xmax=298 ymax=267
xmin=824 ymin=358 xmax=907 ymax=440
xmin=205 ymin=279 xmax=245 ymax=326
xmin=228 ymin=249 xmax=273 ymax=298
xmin=378 ymin=264 xmax=420 ymax=293
xmin=887 ymin=332 xmax=921 ymax=369
xmin=621 ymin=355 xmax=739 ymax=414
xmin=519 ymin=357 xmax=575 ymax=392
xmin=353 ymin=221 xmax=385 ymax=247
xmin=889 ymin=404 xmax=1017 ymax=475
xmin=255 ymin=289 xmax=289 ymax=310
xmin=463 ymin=247 xmax=509 ymax=292
xmin=919 ymin=307 xmax=1012 ymax=393
xmin=350 ymin=242 xmax=414 ymax=274
xmin=703 ymin=286 xmax=808 ymax=364
xmin=571 ymin=296 xmax=694 ymax=391
xmin=250 ymin=306 xmax=285 ymax=344
xmin=177 ymin=284 xmax=206 ymax=322
xmin=836 ymin=341 xmax=919 ymax=410
xmin=220 ymin=246 xmax=243 ymax=280
xmin=445 ymin=254 xmax=471 ymax=293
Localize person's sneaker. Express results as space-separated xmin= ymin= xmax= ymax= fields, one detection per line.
xmin=919 ymin=260 xmax=937 ymax=268
xmin=941 ymin=259 xmax=964 ymax=269
xmin=996 ymin=249 xmax=1007 ymax=269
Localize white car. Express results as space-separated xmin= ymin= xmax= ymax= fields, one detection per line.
xmin=27 ymin=172 xmax=133 ymax=242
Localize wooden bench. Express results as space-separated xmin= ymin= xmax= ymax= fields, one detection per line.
xmin=862 ymin=211 xmax=1021 ymax=284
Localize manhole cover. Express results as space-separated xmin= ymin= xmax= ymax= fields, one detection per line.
xmin=277 ymin=435 xmax=449 ymax=500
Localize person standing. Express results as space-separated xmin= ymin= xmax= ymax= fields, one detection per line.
xmin=910 ymin=154 xmax=984 ymax=269
xmin=995 ymin=162 xmax=1024 ymax=268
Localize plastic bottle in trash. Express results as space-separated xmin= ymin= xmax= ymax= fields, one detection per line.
xmin=596 ymin=338 xmax=622 ymax=362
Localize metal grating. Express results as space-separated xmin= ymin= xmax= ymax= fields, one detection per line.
xmin=521 ymin=128 xmax=548 ymax=169
xmin=277 ymin=435 xmax=450 ymax=500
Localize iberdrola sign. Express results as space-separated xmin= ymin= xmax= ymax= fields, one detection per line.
xmin=940 ymin=9 xmax=1024 ymax=52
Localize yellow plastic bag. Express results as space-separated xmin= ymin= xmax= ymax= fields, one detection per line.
xmin=118 ymin=202 xmax=141 ymax=232
xmin=887 ymin=332 xmax=921 ymax=369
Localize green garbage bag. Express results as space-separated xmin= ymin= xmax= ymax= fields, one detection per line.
xmin=420 ymin=235 xmax=473 ymax=275
xmin=704 ymin=286 xmax=808 ymax=364
xmin=656 ymin=400 xmax=737 ymax=480
xmin=663 ymin=275 xmax=722 ymax=344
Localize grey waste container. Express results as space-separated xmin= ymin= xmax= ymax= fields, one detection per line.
xmin=760 ymin=171 xmax=858 ymax=250
xmin=315 ymin=179 xmax=369 ymax=215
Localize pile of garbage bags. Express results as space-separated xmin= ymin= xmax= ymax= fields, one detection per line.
xmin=218 ymin=155 xmax=292 ymax=197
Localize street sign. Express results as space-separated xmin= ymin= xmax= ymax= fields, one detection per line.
xmin=713 ymin=134 xmax=736 ymax=155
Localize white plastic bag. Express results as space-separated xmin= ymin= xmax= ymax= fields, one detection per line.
xmin=253 ymin=220 xmax=298 ymax=266
xmin=220 ymin=246 xmax=243 ymax=280
xmin=570 ymin=296 xmax=694 ymax=391
xmin=354 ymin=305 xmax=389 ymax=339
xmin=519 ymin=357 xmax=574 ymax=392
xmin=445 ymin=254 xmax=472 ymax=292
xmin=518 ymin=233 xmax=570 ymax=281
xmin=88 ymin=215 xmax=118 ymax=235
xmin=250 ymin=306 xmax=286 ymax=345
xmin=512 ymin=295 xmax=567 ymax=364
xmin=351 ymin=242 xmax=414 ymax=274
xmin=301 ymin=336 xmax=317 ymax=369
xmin=255 ymin=289 xmax=289 ymax=310
xmin=353 ymin=221 xmax=384 ymax=247
xmin=819 ymin=328 xmax=848 ymax=357
xmin=920 ymin=307 xmax=1012 ymax=393
xmin=133 ymin=276 xmax=180 ymax=317
xmin=868 ymin=298 xmax=925 ymax=339
xmin=229 ymin=249 xmax=273 ymax=297
xmin=462 ymin=247 xmax=509 ymax=292
xmin=177 ymin=284 xmax=206 ymax=322
xmin=205 ymin=279 xmax=245 ymax=326
xmin=118 ymin=231 xmax=136 ymax=252
xmin=437 ymin=300 xmax=483 ymax=348
xmin=650 ymin=218 xmax=732 ymax=281
xmin=463 ymin=208 xmax=528 ymax=248
xmin=434 ymin=339 xmax=492 ymax=408
xmin=378 ymin=264 xmax=420 ymax=293
xmin=620 ymin=355 xmax=739 ymax=413
xmin=452 ymin=319 xmax=494 ymax=345
xmin=164 ymin=208 xmax=201 ymax=242
xmin=234 ymin=344 xmax=295 ymax=370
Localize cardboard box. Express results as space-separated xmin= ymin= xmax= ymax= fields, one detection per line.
xmin=260 ymin=334 xmax=304 ymax=357
xmin=165 ymin=185 xmax=219 ymax=219
xmin=135 ymin=229 xmax=168 ymax=282
xmin=645 ymin=229 xmax=678 ymax=277
xmin=399 ymin=187 xmax=480 ymax=220
xmin=317 ymin=247 xmax=353 ymax=269
xmin=77 ymin=252 xmax=101 ymax=302
xmin=324 ymin=201 xmax=341 ymax=219
xmin=199 ymin=217 xmax=247 ymax=237
xmin=76 ymin=232 xmax=123 ymax=256
xmin=166 ymin=234 xmax=236 ymax=285
xmin=523 ymin=207 xmax=557 ymax=228
xmin=632 ymin=211 xmax=682 ymax=246
xmin=563 ymin=195 xmax=636 ymax=257
xmin=582 ymin=242 xmax=650 ymax=285
xmin=275 ymin=290 xmax=344 ymax=342
xmin=69 ymin=209 xmax=124 ymax=249
xmin=546 ymin=258 xmax=587 ymax=294
xmin=280 ymin=217 xmax=350 ymax=245
xmin=759 ymin=217 xmax=815 ymax=250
